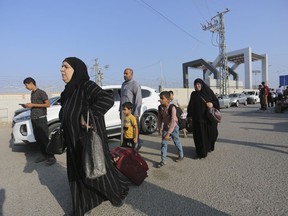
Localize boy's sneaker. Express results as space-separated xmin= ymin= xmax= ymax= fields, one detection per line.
xmin=175 ymin=156 xmax=184 ymax=162
xmin=157 ymin=161 xmax=166 ymax=168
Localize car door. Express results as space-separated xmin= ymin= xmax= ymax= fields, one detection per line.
xmin=240 ymin=93 xmax=246 ymax=103
xmin=104 ymin=88 xmax=121 ymax=129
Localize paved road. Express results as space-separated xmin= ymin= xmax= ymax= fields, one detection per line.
xmin=0 ymin=104 xmax=288 ymax=216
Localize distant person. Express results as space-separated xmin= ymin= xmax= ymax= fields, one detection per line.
xmin=120 ymin=68 xmax=143 ymax=151
xmin=261 ymin=82 xmax=269 ymax=110
xmin=268 ymin=88 xmax=274 ymax=107
xmin=275 ymin=86 xmax=283 ymax=102
xmin=59 ymin=57 xmax=129 ymax=215
xmin=187 ymin=78 xmax=220 ymax=159
xmin=121 ymin=102 xmax=139 ymax=149
xmin=169 ymin=90 xmax=188 ymax=138
xmin=169 ymin=90 xmax=181 ymax=107
xmin=22 ymin=77 xmax=56 ymax=165
xmin=259 ymin=84 xmax=265 ymax=110
xmin=283 ymin=86 xmax=288 ymax=97
xmin=156 ymin=91 xmax=184 ymax=168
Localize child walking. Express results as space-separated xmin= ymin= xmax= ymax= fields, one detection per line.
xmin=156 ymin=91 xmax=184 ymax=168
xmin=121 ymin=102 xmax=139 ymax=149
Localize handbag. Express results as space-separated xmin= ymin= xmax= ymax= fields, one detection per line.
xmin=79 ymin=109 xmax=107 ymax=179
xmin=201 ymin=96 xmax=222 ymax=123
xmin=46 ymin=127 xmax=66 ymax=154
xmin=206 ymin=106 xmax=222 ymax=123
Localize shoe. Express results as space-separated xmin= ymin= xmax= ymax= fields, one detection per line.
xmin=175 ymin=156 xmax=184 ymax=162
xmin=35 ymin=155 xmax=47 ymax=163
xmin=46 ymin=156 xmax=56 ymax=166
xmin=157 ymin=161 xmax=166 ymax=168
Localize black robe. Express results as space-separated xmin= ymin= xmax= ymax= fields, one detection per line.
xmin=60 ymin=80 xmax=129 ymax=216
xmin=187 ymin=80 xmax=220 ymax=158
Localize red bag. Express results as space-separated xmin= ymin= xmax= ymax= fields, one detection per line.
xmin=111 ymin=147 xmax=148 ymax=186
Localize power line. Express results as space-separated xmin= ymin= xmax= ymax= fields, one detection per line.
xmin=137 ymin=0 xmax=210 ymax=47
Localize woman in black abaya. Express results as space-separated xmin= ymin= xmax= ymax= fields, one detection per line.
xmin=59 ymin=57 xmax=129 ymax=216
xmin=187 ymin=78 xmax=220 ymax=158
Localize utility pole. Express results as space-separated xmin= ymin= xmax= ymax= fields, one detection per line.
xmin=201 ymin=8 xmax=230 ymax=95
xmin=93 ymin=58 xmax=109 ymax=86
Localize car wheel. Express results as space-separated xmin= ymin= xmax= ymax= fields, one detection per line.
xmin=140 ymin=112 xmax=157 ymax=134
xmin=236 ymin=101 xmax=239 ymax=107
xmin=48 ymin=122 xmax=61 ymax=139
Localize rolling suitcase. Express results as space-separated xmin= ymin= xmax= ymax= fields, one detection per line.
xmin=111 ymin=147 xmax=149 ymax=185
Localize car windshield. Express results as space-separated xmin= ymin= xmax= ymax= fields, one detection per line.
xmin=246 ymin=92 xmax=254 ymax=95
xmin=229 ymin=94 xmax=238 ymax=97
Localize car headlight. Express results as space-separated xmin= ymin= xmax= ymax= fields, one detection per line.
xmin=14 ymin=115 xmax=31 ymax=123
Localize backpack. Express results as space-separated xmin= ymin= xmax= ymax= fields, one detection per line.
xmin=158 ymin=104 xmax=186 ymax=130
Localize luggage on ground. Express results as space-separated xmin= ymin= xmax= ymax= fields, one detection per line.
xmin=111 ymin=147 xmax=148 ymax=185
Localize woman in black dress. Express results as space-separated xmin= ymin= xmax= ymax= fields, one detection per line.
xmin=59 ymin=57 xmax=129 ymax=215
xmin=187 ymin=78 xmax=220 ymax=158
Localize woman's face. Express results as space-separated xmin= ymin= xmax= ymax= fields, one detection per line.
xmin=194 ymin=82 xmax=202 ymax=91
xmin=61 ymin=61 xmax=74 ymax=83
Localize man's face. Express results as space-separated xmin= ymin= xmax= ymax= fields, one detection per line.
xmin=124 ymin=69 xmax=133 ymax=81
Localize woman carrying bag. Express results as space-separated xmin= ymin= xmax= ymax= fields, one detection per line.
xmin=187 ymin=78 xmax=220 ymax=159
xmin=59 ymin=57 xmax=129 ymax=216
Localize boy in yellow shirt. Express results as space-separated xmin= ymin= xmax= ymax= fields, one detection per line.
xmin=121 ymin=102 xmax=139 ymax=148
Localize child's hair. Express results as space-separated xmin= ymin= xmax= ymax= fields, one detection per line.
xmin=122 ymin=102 xmax=133 ymax=110
xmin=159 ymin=91 xmax=170 ymax=100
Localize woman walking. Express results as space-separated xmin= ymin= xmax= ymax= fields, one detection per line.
xmin=59 ymin=57 xmax=129 ymax=215
xmin=187 ymin=78 xmax=220 ymax=159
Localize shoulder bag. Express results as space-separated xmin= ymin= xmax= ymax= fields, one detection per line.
xmin=200 ymin=96 xmax=222 ymax=123
xmin=79 ymin=109 xmax=107 ymax=179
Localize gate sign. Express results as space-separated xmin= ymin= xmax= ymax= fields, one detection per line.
xmin=279 ymin=75 xmax=288 ymax=86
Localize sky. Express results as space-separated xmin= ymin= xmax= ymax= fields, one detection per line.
xmin=0 ymin=0 xmax=287 ymax=93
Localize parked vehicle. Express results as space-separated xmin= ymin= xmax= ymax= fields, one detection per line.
xmin=218 ymin=94 xmax=231 ymax=109
xmin=244 ymin=90 xmax=260 ymax=104
xmin=229 ymin=93 xmax=247 ymax=107
xmin=12 ymin=85 xmax=159 ymax=144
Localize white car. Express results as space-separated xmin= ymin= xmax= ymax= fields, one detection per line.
xmin=12 ymin=85 xmax=160 ymax=144
xmin=229 ymin=93 xmax=247 ymax=107
xmin=244 ymin=90 xmax=260 ymax=104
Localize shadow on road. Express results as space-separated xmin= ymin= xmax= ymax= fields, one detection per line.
xmin=218 ymin=138 xmax=288 ymax=155
xmin=93 ymin=181 xmax=230 ymax=216
xmin=9 ymin=138 xmax=72 ymax=215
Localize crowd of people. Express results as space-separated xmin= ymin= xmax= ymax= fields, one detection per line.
xmin=23 ymin=57 xmax=221 ymax=216
xmin=259 ymin=81 xmax=288 ymax=111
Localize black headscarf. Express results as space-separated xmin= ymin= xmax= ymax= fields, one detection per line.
xmin=60 ymin=57 xmax=90 ymax=105
xmin=194 ymin=78 xmax=214 ymax=102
